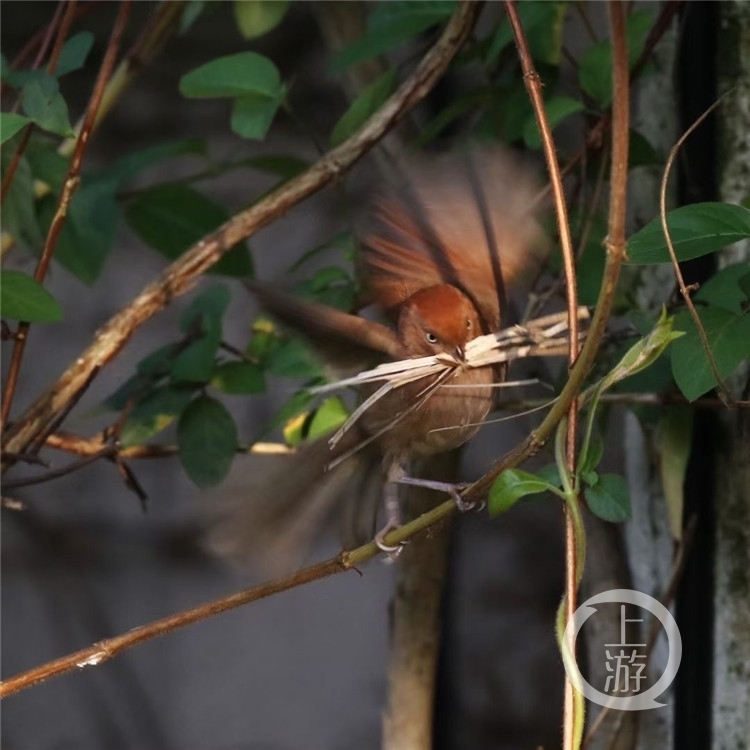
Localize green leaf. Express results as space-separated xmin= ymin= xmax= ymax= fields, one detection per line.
xmin=20 ymin=72 xmax=74 ymax=136
xmin=272 ymin=387 xmax=316 ymax=440
xmin=180 ymin=1 xmax=206 ymax=34
xmin=0 ymin=112 xmax=30 ymax=143
xmin=0 ymin=270 xmax=63 ymax=322
xmin=171 ymin=284 xmax=231 ymax=384
xmin=331 ymin=1 xmax=455 ymax=71
xmin=627 ymin=203 xmax=750 ymax=264
xmin=26 ymin=134 xmax=70 ymax=189
xmin=368 ymin=0 xmax=455 ymax=29
xmin=499 ymin=82 xmax=535 ymax=144
xmin=306 ymin=397 xmax=349 ymax=441
xmin=657 ymin=407 xmax=693 ymax=541
xmin=104 ymin=342 xmax=183 ymax=411
xmin=55 ymin=32 xmax=94 ymax=76
xmin=576 ymin=246 xmax=606 ymax=307
xmin=246 ymin=316 xmax=283 ymax=364
xmin=295 ymin=266 xmax=357 ymax=311
xmin=629 ymin=129 xmax=660 ymax=167
xmin=211 ymin=361 xmax=266 ymax=394
xmin=670 ymin=306 xmax=750 ymax=401
xmin=522 ymin=95 xmax=583 ymax=150
xmin=125 ymin=183 xmax=253 ymax=277
xmin=579 ymin=10 xmax=652 ymax=107
xmin=234 ymin=0 xmax=288 ymax=38
xmin=104 ymin=373 xmax=153 ymax=412
xmin=45 ymin=178 xmax=120 ymax=283
xmin=489 ymin=468 xmax=559 ymax=516
xmin=119 ymin=385 xmax=194 ymax=447
xmin=535 ymin=463 xmax=563 ymax=489
xmin=137 ymin=342 xmax=184 ymax=376
xmin=331 ymin=69 xmax=397 ymax=147
xmin=579 ymin=433 xmax=604 ymax=477
xmin=694 ymin=262 xmax=750 ymax=315
xmin=584 ymin=473 xmax=631 ymax=522
xmin=268 ymin=337 xmax=323 ymax=378
xmin=230 ymin=92 xmax=282 ymax=140
xmin=581 ymin=470 xmax=599 ymax=487
xmin=1 ymin=152 xmax=43 ymax=249
xmin=180 ymin=51 xmax=283 ymax=99
xmin=108 ymin=139 xmax=206 ymax=185
xmin=178 ymin=395 xmax=238 ymax=487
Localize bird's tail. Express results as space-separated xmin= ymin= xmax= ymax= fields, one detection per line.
xmin=205 ymin=431 xmax=383 ymax=574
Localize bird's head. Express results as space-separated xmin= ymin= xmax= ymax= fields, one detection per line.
xmin=397 ymin=284 xmax=482 ymax=360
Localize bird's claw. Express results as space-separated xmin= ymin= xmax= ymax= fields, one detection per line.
xmin=374 ymin=522 xmax=406 ymax=562
xmin=445 ymin=484 xmax=485 ymax=513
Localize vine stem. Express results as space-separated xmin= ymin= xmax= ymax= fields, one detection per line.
xmin=0 ymin=495 xmax=458 ymax=699
xmin=504 ymin=1 xmax=583 ymax=745
xmin=659 ymin=94 xmax=733 ymax=403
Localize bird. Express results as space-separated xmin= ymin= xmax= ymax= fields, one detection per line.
xmin=209 ymin=147 xmax=547 ymax=568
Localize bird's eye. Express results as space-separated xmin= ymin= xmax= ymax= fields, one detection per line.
xmin=466 ymin=319 xmax=473 ymax=330
xmin=425 ymin=332 xmax=438 ymax=344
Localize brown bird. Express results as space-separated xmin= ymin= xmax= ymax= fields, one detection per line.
xmin=210 ymin=148 xmax=547 ymax=566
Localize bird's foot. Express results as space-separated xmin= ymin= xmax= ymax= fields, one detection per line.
xmin=393 ymin=476 xmax=484 ymax=513
xmin=374 ymin=481 xmax=407 ymax=561
xmin=374 ymin=521 xmax=405 ymax=561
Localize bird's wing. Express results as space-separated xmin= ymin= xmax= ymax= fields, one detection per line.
xmin=360 ymin=147 xmax=548 ymax=332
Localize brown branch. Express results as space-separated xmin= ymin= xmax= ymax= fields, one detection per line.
xmin=42 ymin=432 xmax=292 ymax=459
xmin=0 ymin=498 xmax=456 ymax=699
xmin=1 ymin=1 xmax=132 ymax=433
xmin=1 ymin=1 xmax=482 ymax=469
xmin=2 ymin=448 xmax=115 ymax=490
xmin=659 ymin=95 xmax=733 ymax=403
xmin=505 ymin=2 xmax=583 ymax=745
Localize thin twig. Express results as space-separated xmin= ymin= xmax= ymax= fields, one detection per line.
xmin=1 ymin=1 xmax=482 ymax=469
xmin=43 ymin=432 xmax=293 ymax=459
xmin=3 ymin=448 xmax=115 ymax=490
xmin=659 ymin=96 xmax=733 ymax=403
xmin=505 ymin=2 xmax=582 ymax=746
xmin=1 ymin=1 xmax=132 ymax=432
xmin=0 ymin=498 xmax=456 ymax=699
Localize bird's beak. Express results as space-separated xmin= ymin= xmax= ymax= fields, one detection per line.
xmin=455 ymin=345 xmax=465 ymax=362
